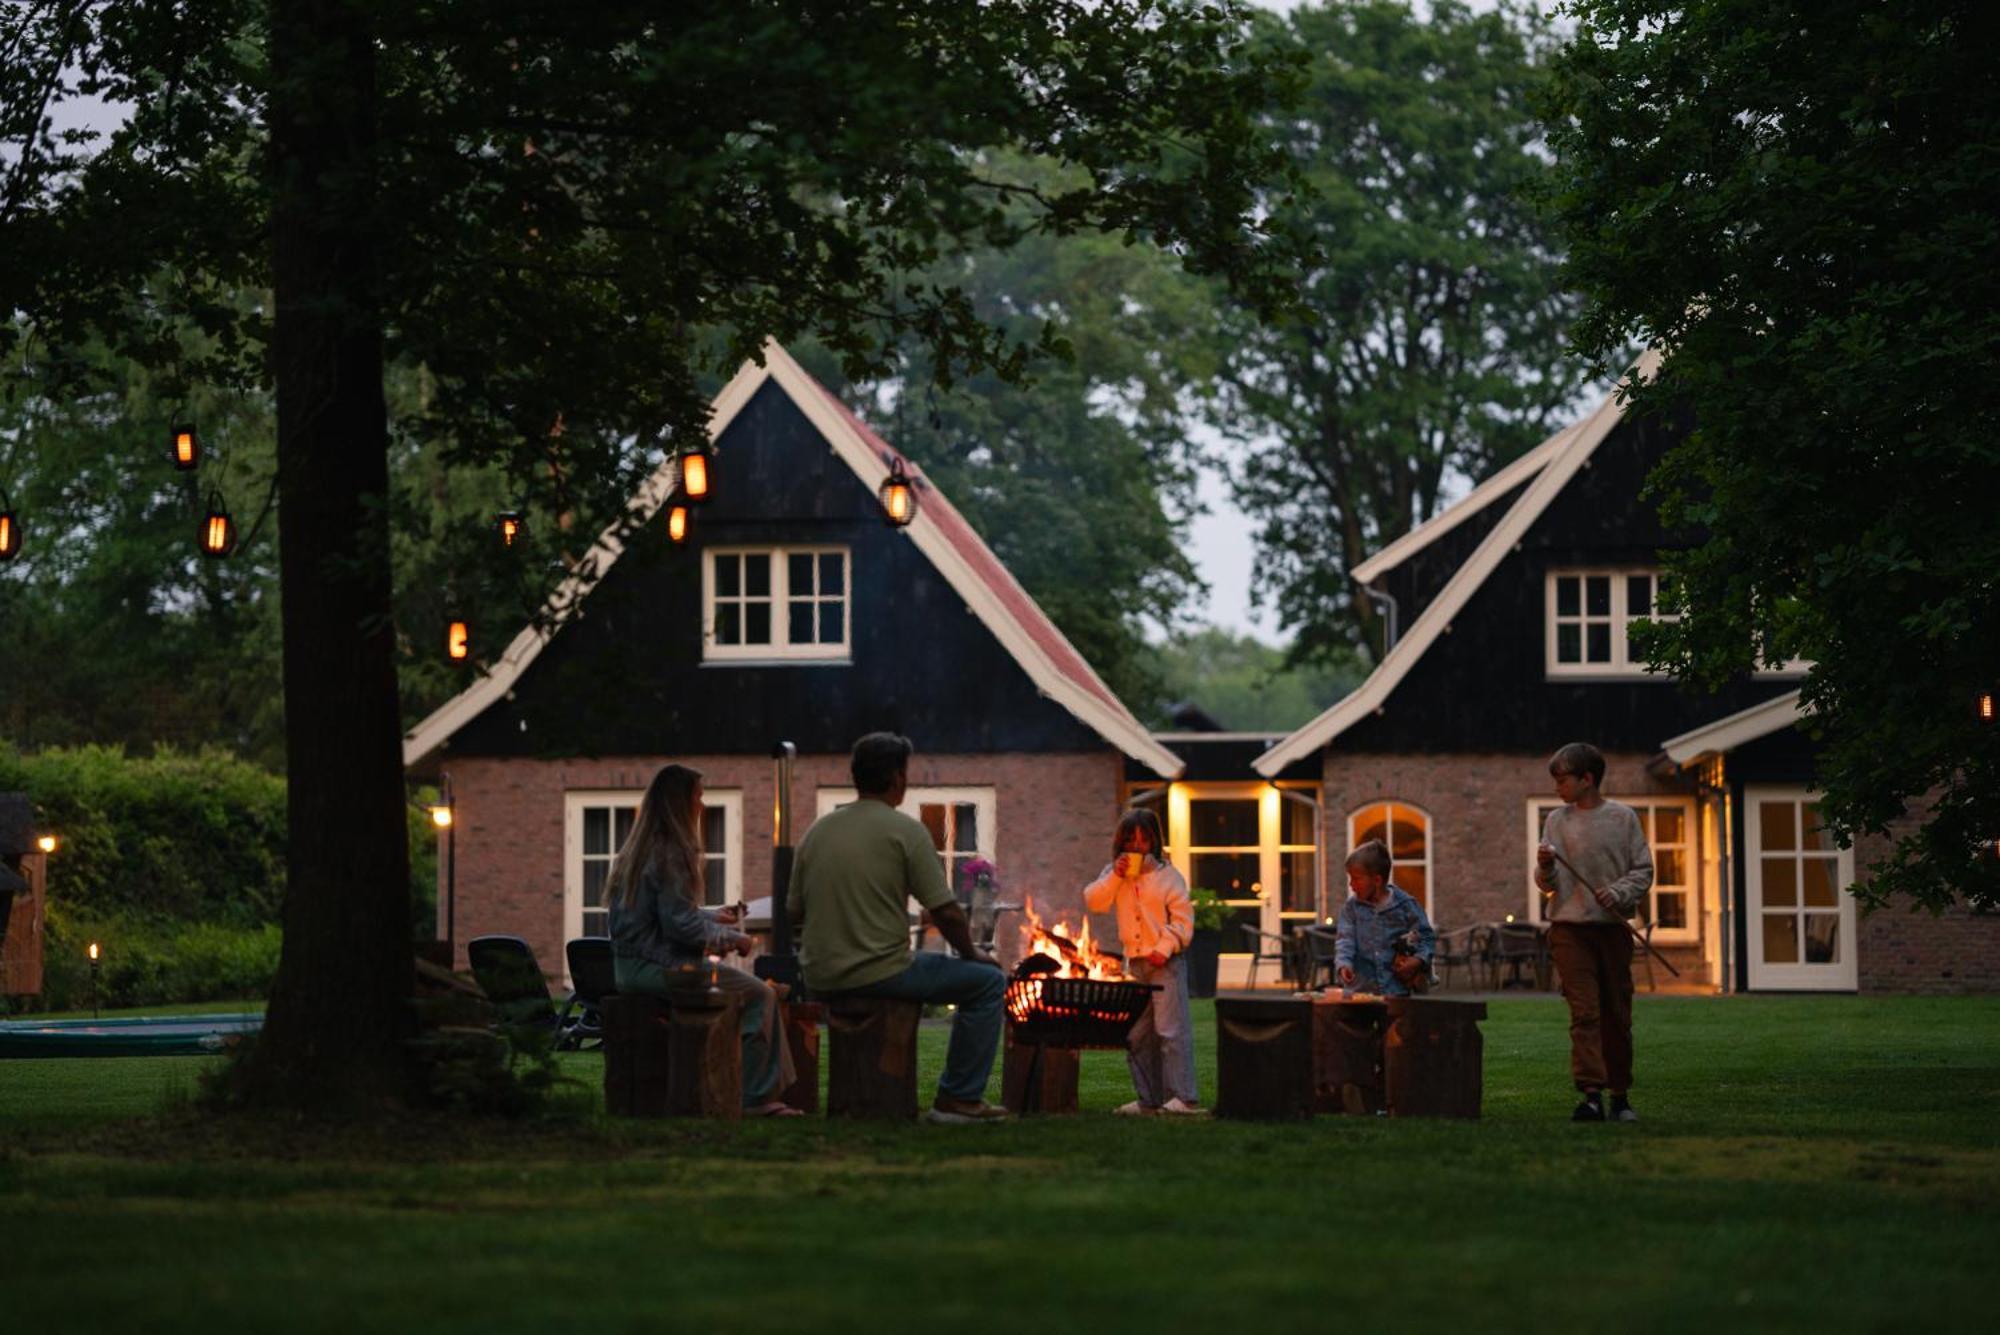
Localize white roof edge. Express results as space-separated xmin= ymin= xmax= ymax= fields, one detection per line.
xmin=1253 ymin=349 xmax=1663 ymax=777
xmin=1351 ymin=420 xmax=1584 ymax=586
xmin=404 ymin=341 xmax=1184 ymax=779
xmin=1661 ymin=690 xmax=1806 ymax=766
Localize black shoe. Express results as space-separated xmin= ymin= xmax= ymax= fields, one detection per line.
xmin=1572 ymin=1092 xmax=1605 ymax=1122
xmin=1608 ymin=1094 xmax=1638 ymax=1123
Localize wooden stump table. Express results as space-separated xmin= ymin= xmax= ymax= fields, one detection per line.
xmin=1313 ymin=993 xmax=1486 ymax=1119
xmin=1214 ymin=994 xmax=1315 ymax=1120
xmin=1000 ymin=1038 xmax=1081 ymax=1115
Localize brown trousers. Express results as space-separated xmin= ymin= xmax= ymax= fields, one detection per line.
xmin=1548 ymin=922 xmax=1634 ymax=1093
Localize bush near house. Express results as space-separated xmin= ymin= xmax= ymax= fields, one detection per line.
xmin=1 ymin=744 xmax=439 ymax=1008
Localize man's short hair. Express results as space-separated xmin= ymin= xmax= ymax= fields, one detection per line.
xmin=1345 ymin=839 xmax=1392 ymax=879
xmin=851 ymin=732 xmax=913 ymax=794
xmin=1549 ymin=742 xmax=1606 ymax=786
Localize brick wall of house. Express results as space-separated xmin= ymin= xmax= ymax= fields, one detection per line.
xmin=435 ymin=750 xmax=1125 ymax=976
xmin=1319 ymin=749 xmax=1710 ymax=987
xmin=1851 ymin=823 xmax=2000 ymax=994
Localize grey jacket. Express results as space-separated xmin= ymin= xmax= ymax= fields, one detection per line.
xmin=609 ymin=857 xmax=731 ymax=969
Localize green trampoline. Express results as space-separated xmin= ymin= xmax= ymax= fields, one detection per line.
xmin=0 ymin=1013 xmax=262 ymax=1058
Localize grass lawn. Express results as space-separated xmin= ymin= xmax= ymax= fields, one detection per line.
xmin=1 ymin=994 xmax=1994 ymax=1334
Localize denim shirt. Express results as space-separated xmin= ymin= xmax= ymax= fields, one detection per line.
xmin=609 ymin=857 xmax=728 ymax=970
xmin=1332 ymin=884 xmax=1436 ymax=997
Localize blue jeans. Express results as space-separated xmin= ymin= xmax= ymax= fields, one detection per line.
xmin=1127 ymin=953 xmax=1197 ymax=1107
xmin=847 ymin=951 xmax=1005 ymax=1103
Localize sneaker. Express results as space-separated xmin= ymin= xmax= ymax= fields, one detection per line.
xmin=926 ymin=1098 xmax=1010 ymax=1125
xmin=1571 ymin=1092 xmax=1605 ymax=1123
xmin=1159 ymin=1097 xmax=1207 ymax=1117
xmin=1114 ymin=1100 xmax=1159 ymax=1117
xmin=1608 ymin=1095 xmax=1639 ymax=1123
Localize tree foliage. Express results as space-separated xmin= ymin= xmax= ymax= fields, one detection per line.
xmin=1 ymin=0 xmax=1306 ymax=1105
xmin=1150 ymin=626 xmax=1365 ymax=731
xmin=1222 ymin=0 xmax=1591 ymax=665
xmin=1543 ymin=0 xmax=2000 ymax=911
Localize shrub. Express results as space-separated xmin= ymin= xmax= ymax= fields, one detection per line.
xmin=37 ymin=905 xmax=281 ymax=1011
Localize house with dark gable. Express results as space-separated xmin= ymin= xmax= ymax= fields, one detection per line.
xmin=402 ymin=342 xmax=1188 ymax=980
xmin=1252 ymin=352 xmax=2000 ymax=994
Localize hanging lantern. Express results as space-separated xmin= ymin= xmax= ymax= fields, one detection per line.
xmin=878 ymin=461 xmax=918 ymax=527
xmin=429 ymin=776 xmax=454 ymax=829
xmin=0 ymin=488 xmax=18 ymax=561
xmin=1979 ymin=691 xmax=1996 ymax=724
xmin=37 ymin=833 xmax=57 ymax=854
xmin=678 ymin=443 xmax=713 ymax=502
xmin=495 ymin=511 xmax=525 ymax=547
xmin=666 ymin=497 xmax=690 ymax=545
xmin=170 ymin=424 xmax=201 ymax=471
xmin=447 ymin=619 xmax=471 ymax=661
xmin=199 ymin=489 xmax=237 ymax=557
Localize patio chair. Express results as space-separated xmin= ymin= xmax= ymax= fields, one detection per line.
xmin=558 ymin=936 xmax=617 ymax=1050
xmin=466 ymin=934 xmax=563 ymax=1047
xmin=1240 ymin=923 xmax=1311 ymax=991
xmin=1303 ymin=925 xmax=1341 ymax=991
xmin=1433 ymin=924 xmax=1493 ymax=992
xmin=1491 ymin=923 xmax=1547 ymax=990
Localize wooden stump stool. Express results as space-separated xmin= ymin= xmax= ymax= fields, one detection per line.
xmin=1382 ymin=997 xmax=1485 ymax=1119
xmin=825 ymin=997 xmax=922 ymax=1120
xmin=1214 ymin=994 xmax=1314 ymax=1120
xmin=1000 ymin=1038 xmax=1080 ymax=1115
xmin=602 ymin=990 xmax=744 ymax=1119
xmin=602 ymin=994 xmax=672 ymax=1118
xmin=1312 ymin=997 xmax=1389 ymax=1116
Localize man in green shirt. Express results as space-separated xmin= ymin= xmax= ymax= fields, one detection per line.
xmin=790 ymin=732 xmax=1008 ymax=1123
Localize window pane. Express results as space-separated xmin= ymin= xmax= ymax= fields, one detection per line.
xmin=1395 ymin=864 xmax=1428 ymax=912
xmin=1586 ymin=575 xmax=1611 ymax=616
xmin=820 ymin=553 xmax=844 ymax=595
xmin=584 ymin=909 xmax=608 ymax=937
xmin=1226 ymin=904 xmax=1268 ymax=953
xmin=583 ymin=860 xmax=608 ymax=909
xmin=716 ymin=604 xmax=741 ymax=644
xmin=1804 ymin=914 xmax=1840 ymax=963
xmin=789 ymin=552 xmax=813 ymax=593
xmin=1280 ymin=795 xmax=1316 ymax=845
xmin=703 ymin=854 xmax=727 ymax=907
xmin=584 ymin=807 xmax=610 ymax=856
xmin=1280 ymin=852 xmax=1317 ymax=914
xmin=703 ymin=805 xmax=726 ymax=849
xmin=1190 ymin=799 xmax=1258 ymax=847
xmin=615 ymin=808 xmax=636 ymax=847
xmin=1801 ymin=857 xmax=1838 ymax=907
xmin=819 ymin=602 xmax=842 ymax=644
xmin=918 ymin=803 xmax=947 ymax=850
xmin=1557 ymin=624 xmax=1581 ymax=663
xmin=1762 ymin=915 xmax=1799 ymax=964
xmin=1191 ymin=851 xmax=1261 ymax=900
xmin=716 ymin=555 xmax=739 ymax=597
xmin=744 ymin=554 xmax=770 ymax=596
xmin=1656 ymin=890 xmax=1687 ymax=930
xmin=1556 ymin=576 xmax=1579 ymax=616
xmin=1800 ymin=804 xmax=1833 ymax=850
xmin=1355 ymin=813 xmax=1389 ymax=850
xmin=1762 ymin=858 xmax=1797 ymax=907
xmin=1654 ymin=806 xmax=1684 ymax=844
xmin=1655 ymin=848 xmax=1685 ymax=887
xmin=1759 ymin=801 xmax=1796 ymax=852
xmin=789 ymin=603 xmax=814 ymax=645
xmin=952 ymin=803 xmax=978 ymax=853
xmin=745 ymin=601 xmax=770 ymax=643
xmin=1627 ymin=575 xmax=1652 ymax=617
xmin=1586 ymin=623 xmax=1612 ymax=661
xmin=1388 ymin=805 xmax=1427 ymax=859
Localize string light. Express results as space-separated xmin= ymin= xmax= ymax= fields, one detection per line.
xmin=200 ymin=489 xmax=237 ymax=557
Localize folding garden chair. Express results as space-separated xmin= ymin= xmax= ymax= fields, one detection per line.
xmin=558 ymin=936 xmax=617 ymax=1050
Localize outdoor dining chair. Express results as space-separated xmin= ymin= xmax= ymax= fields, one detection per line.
xmin=1240 ymin=923 xmax=1311 ymax=991
xmin=1303 ymin=925 xmax=1341 ymax=991
xmin=558 ymin=936 xmax=617 ymax=1050
xmin=1433 ymin=923 xmax=1494 ymax=991
xmin=1490 ymin=922 xmax=1548 ymax=990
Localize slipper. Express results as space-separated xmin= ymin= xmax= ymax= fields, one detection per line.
xmin=748 ymin=1101 xmax=806 ymax=1118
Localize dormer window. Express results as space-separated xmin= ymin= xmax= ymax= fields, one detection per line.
xmin=1545 ymin=569 xmax=1676 ymax=677
xmin=704 ymin=546 xmax=850 ymax=662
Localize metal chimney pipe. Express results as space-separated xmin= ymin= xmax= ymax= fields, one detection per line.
xmin=763 ymin=741 xmax=800 ymax=980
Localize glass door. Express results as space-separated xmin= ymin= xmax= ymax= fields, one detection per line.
xmin=1745 ymin=788 xmax=1856 ymax=990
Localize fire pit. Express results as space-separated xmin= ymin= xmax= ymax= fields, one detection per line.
xmin=1000 ymin=900 xmax=1157 ymax=1114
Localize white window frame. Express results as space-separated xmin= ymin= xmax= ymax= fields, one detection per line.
xmin=1545 ymin=568 xmax=1678 ymax=678
xmin=1523 ymin=796 xmax=1697 ymax=944
xmin=813 ymin=787 xmax=996 ymax=944
xmin=563 ymin=789 xmax=744 ymax=961
xmin=702 ymin=545 xmax=851 ymax=662
xmin=1345 ymin=800 xmax=1435 ymax=922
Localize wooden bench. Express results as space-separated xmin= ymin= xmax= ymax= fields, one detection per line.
xmin=824 ymin=996 xmax=922 ymax=1120
xmin=1214 ymin=994 xmax=1316 ymax=1120
xmin=602 ymin=990 xmax=744 ymax=1119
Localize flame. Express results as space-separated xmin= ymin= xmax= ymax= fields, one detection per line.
xmin=1018 ymin=895 xmax=1125 ymax=981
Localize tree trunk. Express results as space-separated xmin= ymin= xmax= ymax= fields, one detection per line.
xmin=237 ymin=0 xmax=416 ymax=1109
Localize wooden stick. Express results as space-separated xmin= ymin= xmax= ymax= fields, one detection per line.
xmin=1544 ymin=847 xmax=1683 ymax=979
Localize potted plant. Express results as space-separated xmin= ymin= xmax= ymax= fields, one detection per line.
xmin=1187 ymin=887 xmax=1229 ymax=998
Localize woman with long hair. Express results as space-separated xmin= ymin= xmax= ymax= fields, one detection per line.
xmin=1082 ymin=807 xmax=1201 ymax=1115
xmin=608 ymin=763 xmax=799 ymax=1115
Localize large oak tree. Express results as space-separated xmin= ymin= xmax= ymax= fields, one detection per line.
xmin=1 ymin=0 xmax=1303 ymax=1106
xmin=1542 ymin=0 xmax=2000 ymax=911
